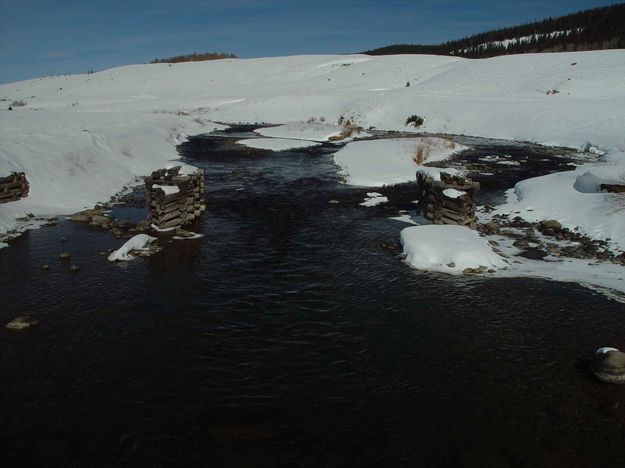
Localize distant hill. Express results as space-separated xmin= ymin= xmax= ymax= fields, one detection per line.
xmin=150 ymin=52 xmax=237 ymax=64
xmin=364 ymin=3 xmax=625 ymax=58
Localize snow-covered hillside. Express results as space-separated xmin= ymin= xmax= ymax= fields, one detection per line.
xmin=1 ymin=50 xmax=624 ymax=241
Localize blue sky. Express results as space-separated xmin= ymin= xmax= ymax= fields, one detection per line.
xmin=0 ymin=0 xmax=617 ymax=84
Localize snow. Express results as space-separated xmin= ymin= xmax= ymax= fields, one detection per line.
xmin=398 ymin=218 xmax=625 ymax=298
xmin=0 ymin=110 xmax=222 ymax=238
xmin=1 ymin=49 xmax=625 ymax=251
xmin=495 ymin=256 xmax=625 ymax=298
xmin=257 ymin=122 xmax=341 ymax=141
xmin=390 ymin=213 xmax=418 ymax=225
xmin=401 ymin=225 xmax=508 ymax=274
xmin=107 ymin=234 xmax=156 ymax=261
xmin=152 ymin=184 xmax=180 ymax=195
xmin=173 ymin=232 xmax=204 ymax=240
xmin=237 ymin=138 xmax=321 ymax=151
xmin=333 ymin=137 xmax=467 ymax=187
xmin=457 ymin=29 xmax=579 ymax=54
xmin=256 ymin=121 xmax=368 ymax=142
xmin=494 ymin=151 xmax=625 ymax=253
xmin=443 ymin=188 xmax=466 ymax=199
xmin=150 ymin=224 xmax=177 ymax=232
xmin=360 ymin=194 xmax=388 ymax=207
xmin=165 ymin=163 xmax=200 ymax=175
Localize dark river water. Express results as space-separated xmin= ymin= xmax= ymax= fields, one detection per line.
xmin=2 ymin=129 xmax=625 ymax=467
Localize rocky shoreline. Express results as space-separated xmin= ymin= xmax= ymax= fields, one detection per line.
xmin=478 ymin=207 xmax=625 ymax=267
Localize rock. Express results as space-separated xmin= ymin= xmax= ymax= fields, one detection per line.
xmin=69 ymin=265 xmax=80 ymax=272
xmin=513 ymin=239 xmax=530 ymax=249
xmin=136 ymin=220 xmax=150 ymax=232
xmin=59 ymin=236 xmax=67 ymax=243
xmin=488 ymin=240 xmax=499 ymax=247
xmin=482 ymin=222 xmax=500 ymax=233
xmin=90 ymin=214 xmax=110 ymax=228
xmin=42 ymin=264 xmax=50 ymax=270
xmin=175 ymin=227 xmax=194 ymax=238
xmin=380 ymin=242 xmax=401 ymax=254
xmin=69 ymin=208 xmax=102 ymax=223
xmin=463 ymin=268 xmax=479 ymax=274
xmin=5 ymin=316 xmax=38 ymax=331
xmin=69 ymin=213 xmax=91 ymax=223
xmin=328 ymin=199 xmax=340 ymax=204
xmin=519 ymin=248 xmax=548 ymax=260
xmin=510 ymin=216 xmax=532 ymax=228
xmin=592 ymin=348 xmax=625 ymax=384
xmin=59 ymin=252 xmax=70 ymax=260
xmin=541 ymin=220 xmax=562 ymax=231
xmin=116 ymin=220 xmax=129 ymax=228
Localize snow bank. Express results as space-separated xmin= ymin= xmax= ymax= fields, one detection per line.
xmin=334 ymin=137 xmax=467 ymax=187
xmin=2 ymin=50 xmax=625 ymax=240
xmin=108 ymin=234 xmax=156 ymax=261
xmin=496 ymin=254 xmax=625 ymax=297
xmin=401 ymin=225 xmax=508 ymax=274
xmin=495 ymin=151 xmax=625 ymax=253
xmin=237 ymin=138 xmax=321 ymax=151
xmin=0 ymin=110 xmax=221 ymax=238
xmin=256 ymin=122 xmax=352 ymax=142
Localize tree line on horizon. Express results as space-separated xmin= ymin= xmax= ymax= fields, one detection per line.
xmin=364 ymin=3 xmax=625 ymax=58
xmin=150 ymin=52 xmax=237 ymax=64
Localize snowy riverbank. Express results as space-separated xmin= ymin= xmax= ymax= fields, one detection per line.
xmin=1 ymin=50 xmax=624 ymax=250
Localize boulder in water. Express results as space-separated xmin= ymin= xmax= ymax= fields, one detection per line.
xmin=5 ymin=316 xmax=38 ymax=331
xmin=592 ymin=347 xmax=625 ymax=384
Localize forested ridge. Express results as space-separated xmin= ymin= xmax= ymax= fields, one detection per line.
xmin=364 ymin=3 xmax=625 ymax=58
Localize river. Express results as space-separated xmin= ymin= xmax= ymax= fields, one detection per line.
xmin=1 ymin=128 xmax=624 ymax=467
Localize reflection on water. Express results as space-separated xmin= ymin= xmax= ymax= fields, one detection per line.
xmin=1 ymin=131 xmax=624 ymax=467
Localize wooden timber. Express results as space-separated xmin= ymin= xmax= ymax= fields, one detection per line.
xmin=416 ymin=171 xmax=479 ymax=229
xmin=0 ymin=172 xmax=29 ymax=204
xmin=145 ymin=166 xmax=205 ymax=229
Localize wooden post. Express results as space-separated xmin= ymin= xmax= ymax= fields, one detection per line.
xmin=416 ymin=171 xmax=479 ymax=229
xmin=145 ymin=166 xmax=205 ymax=230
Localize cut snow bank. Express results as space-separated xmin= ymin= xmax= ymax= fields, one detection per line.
xmin=256 ymin=122 xmax=357 ymax=142
xmin=495 ymin=151 xmax=625 ymax=253
xmin=108 ymin=234 xmax=156 ymax=261
xmin=401 ymin=225 xmax=508 ymax=274
xmin=334 ymin=138 xmax=467 ymax=187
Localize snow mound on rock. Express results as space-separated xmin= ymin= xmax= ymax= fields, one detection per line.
xmin=400 ymin=225 xmax=507 ymax=275
xmin=108 ymin=234 xmax=156 ymax=261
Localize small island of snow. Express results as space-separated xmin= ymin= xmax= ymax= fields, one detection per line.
xmin=400 ymin=225 xmax=507 ymax=274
